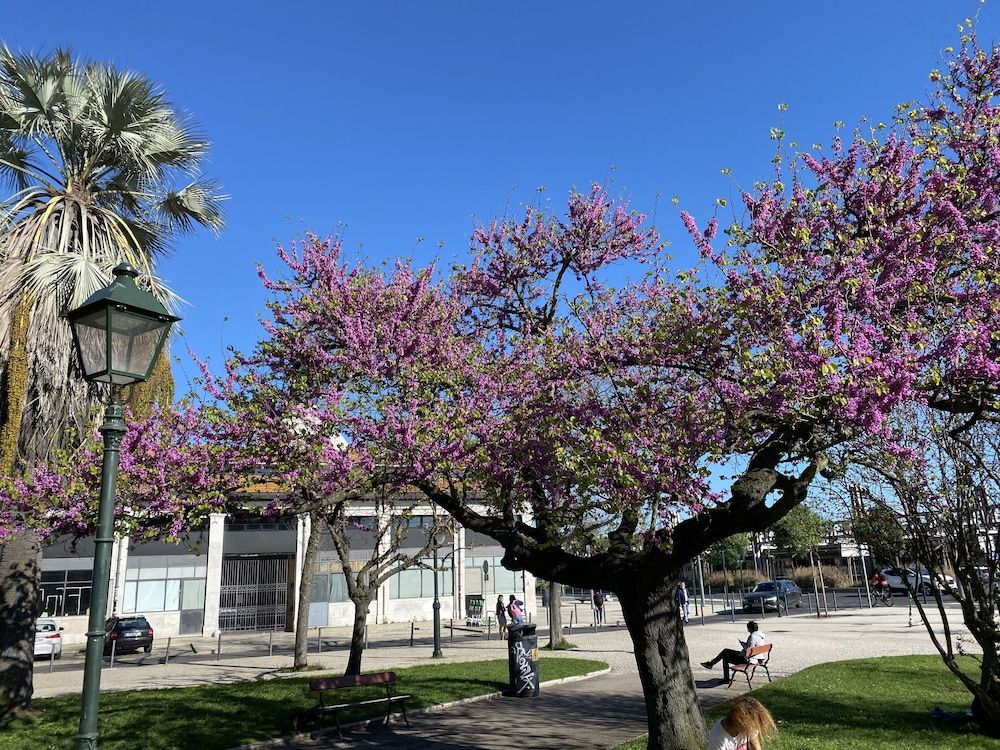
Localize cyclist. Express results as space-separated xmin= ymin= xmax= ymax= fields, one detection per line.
xmin=871 ymin=570 xmax=890 ymax=601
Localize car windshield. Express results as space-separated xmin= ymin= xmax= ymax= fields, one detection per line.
xmin=117 ymin=618 xmax=149 ymax=628
xmin=36 ymin=622 xmax=56 ymax=633
xmin=754 ymin=583 xmax=776 ymax=592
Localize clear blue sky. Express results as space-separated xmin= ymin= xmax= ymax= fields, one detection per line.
xmin=6 ymin=1 xmax=998 ymax=388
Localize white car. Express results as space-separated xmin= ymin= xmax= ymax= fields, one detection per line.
xmin=34 ymin=618 xmax=63 ymax=659
xmin=879 ymin=567 xmax=955 ymax=594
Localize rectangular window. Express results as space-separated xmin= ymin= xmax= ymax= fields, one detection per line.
xmin=136 ymin=580 xmax=166 ymax=612
xmin=123 ymin=581 xmax=137 ymax=613
xmin=330 ymin=573 xmax=349 ymax=603
xmin=181 ymin=579 xmax=206 ymax=610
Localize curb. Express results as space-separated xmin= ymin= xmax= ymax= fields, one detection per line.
xmin=226 ymin=666 xmax=612 ymax=750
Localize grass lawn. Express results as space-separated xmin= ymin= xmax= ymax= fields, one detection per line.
xmin=617 ymin=655 xmax=1000 ymax=750
xmin=0 ymin=657 xmax=605 ymax=750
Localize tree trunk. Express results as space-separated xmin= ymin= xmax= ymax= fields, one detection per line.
xmin=620 ymin=575 xmax=707 ymax=750
xmin=0 ymin=534 xmax=41 ymax=711
xmin=292 ymin=512 xmax=320 ymax=670
xmin=546 ymin=581 xmax=564 ymax=648
xmin=345 ymin=592 xmax=373 ymax=676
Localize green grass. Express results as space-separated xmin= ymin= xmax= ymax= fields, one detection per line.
xmin=0 ymin=657 xmax=605 ymax=750
xmin=617 ymin=656 xmax=1000 ymax=750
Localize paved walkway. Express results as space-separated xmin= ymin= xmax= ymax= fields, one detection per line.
xmin=33 ymin=601 xmax=969 ymax=749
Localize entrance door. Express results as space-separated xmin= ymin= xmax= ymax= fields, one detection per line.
xmin=219 ymin=555 xmax=290 ymax=631
xmin=178 ymin=579 xmax=206 ymax=635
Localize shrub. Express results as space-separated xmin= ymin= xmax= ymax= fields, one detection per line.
xmin=705 ymin=569 xmax=765 ymax=589
xmin=787 ymin=565 xmax=852 ymax=590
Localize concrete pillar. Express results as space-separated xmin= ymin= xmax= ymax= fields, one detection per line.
xmin=202 ymin=512 xmax=226 ymax=636
xmin=292 ymin=513 xmax=311 ymax=622
xmin=109 ymin=534 xmax=130 ymax=617
xmin=454 ymin=524 xmax=466 ymax=619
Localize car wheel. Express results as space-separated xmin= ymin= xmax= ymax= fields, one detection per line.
xmin=54 ymin=651 xmax=61 ymax=660
xmin=143 ymin=645 xmax=153 ymax=653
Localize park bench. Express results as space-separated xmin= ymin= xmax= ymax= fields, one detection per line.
xmin=292 ymin=671 xmax=410 ymax=738
xmin=727 ymin=644 xmax=773 ymax=690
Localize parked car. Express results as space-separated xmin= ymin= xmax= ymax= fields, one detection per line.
xmin=34 ymin=618 xmax=63 ymax=660
xmin=104 ymin=615 xmax=154 ymax=654
xmin=879 ymin=567 xmax=956 ymax=594
xmin=743 ymin=580 xmax=803 ymax=612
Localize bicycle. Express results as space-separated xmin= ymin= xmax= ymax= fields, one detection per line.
xmin=873 ymin=587 xmax=893 ymax=606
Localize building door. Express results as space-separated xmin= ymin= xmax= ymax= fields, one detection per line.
xmin=219 ymin=555 xmax=290 ymax=631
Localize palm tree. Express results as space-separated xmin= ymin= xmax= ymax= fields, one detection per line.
xmin=0 ymin=47 xmax=224 ymax=710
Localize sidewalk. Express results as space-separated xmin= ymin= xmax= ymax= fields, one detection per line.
xmin=32 ymin=603 xmax=969 ymax=749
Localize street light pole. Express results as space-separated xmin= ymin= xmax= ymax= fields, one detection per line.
xmin=76 ymin=394 xmax=126 ymax=750
xmin=432 ymin=535 xmax=443 ymax=658
xmin=67 ymin=263 xmax=179 ymax=750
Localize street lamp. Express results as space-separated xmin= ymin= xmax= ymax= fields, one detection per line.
xmin=67 ymin=264 xmax=179 ymax=750
xmin=431 ymin=528 xmax=444 ymax=658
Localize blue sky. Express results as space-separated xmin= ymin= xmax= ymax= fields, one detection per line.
xmin=6 ymin=1 xmax=999 ymax=389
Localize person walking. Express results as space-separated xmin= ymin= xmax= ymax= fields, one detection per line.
xmin=701 ymin=620 xmax=767 ymax=683
xmin=707 ymin=695 xmax=776 ymax=750
xmin=676 ymin=581 xmax=690 ymax=623
xmin=593 ymin=591 xmax=605 ymax=624
xmin=495 ymin=594 xmax=508 ymax=639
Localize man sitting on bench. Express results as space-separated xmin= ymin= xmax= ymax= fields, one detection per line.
xmin=701 ymin=620 xmax=767 ymax=683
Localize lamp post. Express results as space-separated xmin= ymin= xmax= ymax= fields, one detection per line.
xmin=67 ymin=264 xmax=180 ymax=750
xmin=431 ymin=529 xmax=444 ymax=658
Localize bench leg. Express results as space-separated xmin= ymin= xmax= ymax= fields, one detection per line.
xmin=336 ymin=710 xmax=343 ymax=740
xmin=400 ymin=699 xmax=410 ymax=727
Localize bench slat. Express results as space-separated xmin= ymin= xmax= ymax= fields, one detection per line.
xmin=311 ymin=671 xmax=397 ymax=691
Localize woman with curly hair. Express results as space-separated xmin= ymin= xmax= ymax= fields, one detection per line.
xmin=707 ymin=696 xmax=776 ymax=750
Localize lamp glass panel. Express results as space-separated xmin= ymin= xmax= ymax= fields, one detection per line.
xmin=108 ymin=309 xmax=168 ymax=383
xmin=72 ymin=308 xmax=111 ymax=379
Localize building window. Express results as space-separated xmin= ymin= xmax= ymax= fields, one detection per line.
xmin=39 ymin=570 xmax=93 ymax=617
xmin=387 ymin=559 xmax=454 ymax=599
xmin=466 ymin=556 xmax=524 ymax=595
xmin=123 ymin=557 xmax=207 ymax=613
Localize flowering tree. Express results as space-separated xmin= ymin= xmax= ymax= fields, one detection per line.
xmin=260 ymin=29 xmax=1000 ymax=746
xmin=195 ymin=253 xmax=455 ymax=673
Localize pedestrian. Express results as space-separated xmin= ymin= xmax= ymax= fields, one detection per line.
xmin=676 ymin=580 xmax=690 ymax=623
xmin=507 ymin=594 xmax=524 ymax=626
xmin=593 ymin=591 xmax=605 ymax=624
xmin=701 ymin=620 xmax=767 ymax=683
xmin=707 ymin=695 xmax=775 ymax=750
xmin=541 ymin=585 xmax=550 ymax=609
xmin=495 ymin=594 xmax=508 ymax=639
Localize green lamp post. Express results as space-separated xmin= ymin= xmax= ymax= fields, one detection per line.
xmin=431 ymin=528 xmax=444 ymax=658
xmin=67 ymin=264 xmax=180 ymax=750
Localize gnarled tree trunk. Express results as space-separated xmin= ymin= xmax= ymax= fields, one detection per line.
xmin=620 ymin=573 xmax=706 ymax=750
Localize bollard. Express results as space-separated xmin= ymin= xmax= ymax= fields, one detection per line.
xmin=569 ymin=610 xmax=575 ymax=632
xmin=709 ymin=586 xmax=715 ymax=614
xmin=730 ymin=598 xmax=736 ymax=623
xmin=759 ymin=598 xmax=766 ymax=620
xmin=217 ymin=631 xmax=222 ymax=661
xmin=109 ymin=639 xmax=117 ymax=669
xmin=832 ymin=590 xmax=838 ymax=611
xmin=364 ymin=625 xmax=369 ymax=649
xmin=857 ymin=588 xmax=864 ymax=610
xmin=49 ymin=648 xmax=55 ymax=673
xmin=487 ymin=618 xmax=492 ymax=640
xmin=450 ymin=618 xmax=454 ymax=643
xmin=165 ymin=637 xmax=172 ymax=665
xmin=805 ymin=592 xmax=812 ymax=614
xmin=268 ymin=630 xmax=274 ymax=657
xmin=317 ymin=627 xmax=323 ymax=654
xmin=574 ymin=602 xmax=579 ymax=622
xmin=410 ymin=622 xmax=415 ymax=647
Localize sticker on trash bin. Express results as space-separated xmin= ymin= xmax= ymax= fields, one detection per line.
xmin=532 ymin=648 xmax=539 ymax=660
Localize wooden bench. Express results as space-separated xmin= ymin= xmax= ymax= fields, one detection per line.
xmin=292 ymin=671 xmax=410 ymax=738
xmin=727 ymin=644 xmax=773 ymax=690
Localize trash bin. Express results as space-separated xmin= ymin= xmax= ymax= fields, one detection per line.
xmin=506 ymin=623 xmax=540 ymax=697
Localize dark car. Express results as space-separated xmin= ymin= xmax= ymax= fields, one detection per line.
xmin=104 ymin=615 xmax=154 ymax=654
xmin=743 ymin=580 xmax=803 ymax=612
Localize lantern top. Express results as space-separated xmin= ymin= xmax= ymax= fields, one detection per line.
xmin=69 ymin=264 xmax=179 ymax=324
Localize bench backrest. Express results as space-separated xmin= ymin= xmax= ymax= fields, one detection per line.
xmin=748 ymin=644 xmax=772 ymax=661
xmin=310 ymin=671 xmax=397 ymax=692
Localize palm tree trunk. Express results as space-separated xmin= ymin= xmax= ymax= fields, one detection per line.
xmin=0 ymin=533 xmax=41 ymax=710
